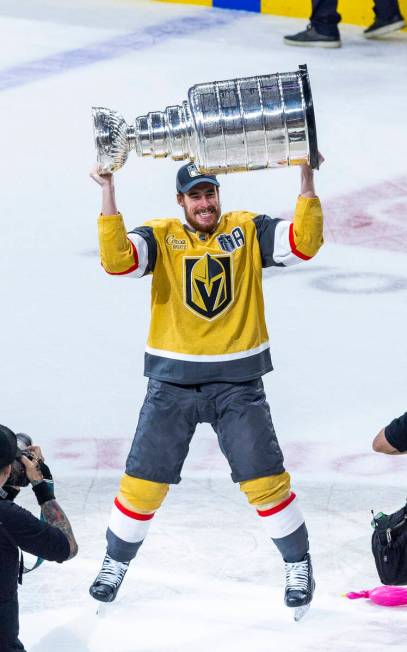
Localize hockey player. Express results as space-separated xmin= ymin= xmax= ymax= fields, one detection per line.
xmin=89 ymin=156 xmax=324 ymax=619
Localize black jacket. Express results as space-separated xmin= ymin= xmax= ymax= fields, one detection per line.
xmin=0 ymin=498 xmax=70 ymax=651
xmin=385 ymin=412 xmax=407 ymax=452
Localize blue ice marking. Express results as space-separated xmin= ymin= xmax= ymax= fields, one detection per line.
xmin=0 ymin=11 xmax=244 ymax=92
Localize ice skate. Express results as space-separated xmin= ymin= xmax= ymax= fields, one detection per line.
xmin=89 ymin=553 xmax=130 ymax=603
xmin=284 ymin=553 xmax=315 ymax=621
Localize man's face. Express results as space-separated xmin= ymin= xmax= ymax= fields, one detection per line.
xmin=177 ymin=182 xmax=221 ymax=234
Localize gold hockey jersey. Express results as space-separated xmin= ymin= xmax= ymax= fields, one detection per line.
xmin=98 ymin=196 xmax=323 ymax=383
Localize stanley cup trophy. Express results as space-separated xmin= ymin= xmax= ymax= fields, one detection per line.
xmin=92 ymin=64 xmax=318 ymax=175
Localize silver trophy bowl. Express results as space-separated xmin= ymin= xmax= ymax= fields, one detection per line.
xmin=92 ymin=64 xmax=318 ymax=174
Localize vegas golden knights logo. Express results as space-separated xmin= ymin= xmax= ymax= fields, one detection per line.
xmin=184 ymin=253 xmax=233 ymax=320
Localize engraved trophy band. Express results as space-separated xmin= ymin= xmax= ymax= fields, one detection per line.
xmin=92 ymin=64 xmax=318 ymax=175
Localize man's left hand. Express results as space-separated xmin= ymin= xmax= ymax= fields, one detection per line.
xmin=25 ymin=445 xmax=44 ymax=464
xmin=20 ymin=455 xmax=44 ymax=484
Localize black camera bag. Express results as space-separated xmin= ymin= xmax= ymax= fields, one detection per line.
xmin=371 ymin=502 xmax=407 ymax=585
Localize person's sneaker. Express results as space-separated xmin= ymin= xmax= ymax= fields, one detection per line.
xmin=284 ymin=552 xmax=315 ymax=615
xmin=284 ymin=24 xmax=341 ymax=48
xmin=89 ymin=553 xmax=130 ymax=602
xmin=363 ymin=15 xmax=406 ymax=38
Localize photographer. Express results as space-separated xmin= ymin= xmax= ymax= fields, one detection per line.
xmin=0 ymin=425 xmax=78 ymax=652
xmin=371 ymin=412 xmax=407 ymax=585
xmin=372 ymin=412 xmax=407 ymax=455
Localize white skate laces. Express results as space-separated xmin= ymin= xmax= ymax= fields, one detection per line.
xmin=284 ymin=557 xmax=309 ymax=592
xmin=97 ymin=553 xmax=129 ymax=588
xmin=89 ymin=552 xmax=130 ymax=603
xmin=283 ymin=553 xmax=315 ymax=620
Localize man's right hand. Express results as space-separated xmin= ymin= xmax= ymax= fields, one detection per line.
xmin=90 ymin=164 xmax=119 ymax=214
xmin=90 ymin=165 xmax=114 ymax=188
xmin=20 ymin=454 xmax=44 ymax=484
xmin=300 ymin=151 xmax=324 ymax=198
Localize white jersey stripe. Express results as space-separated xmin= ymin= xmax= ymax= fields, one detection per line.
xmin=109 ymin=502 xmax=152 ymax=543
xmin=258 ymin=496 xmax=304 ymax=539
xmin=273 ymin=220 xmax=303 ymax=267
xmin=145 ymin=340 xmax=270 ymax=363
xmin=126 ymin=232 xmax=149 ymax=277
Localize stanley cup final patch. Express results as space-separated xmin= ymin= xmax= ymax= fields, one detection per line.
xmin=184 ymin=253 xmax=233 ymax=320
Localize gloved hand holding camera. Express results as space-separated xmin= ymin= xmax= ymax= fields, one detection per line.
xmin=4 ymin=433 xmax=55 ymax=505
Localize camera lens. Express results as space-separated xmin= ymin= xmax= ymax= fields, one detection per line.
xmin=16 ymin=433 xmax=33 ymax=449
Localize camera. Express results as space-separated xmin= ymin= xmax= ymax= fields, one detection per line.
xmin=7 ymin=433 xmax=41 ymax=487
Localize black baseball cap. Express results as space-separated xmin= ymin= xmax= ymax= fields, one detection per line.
xmin=0 ymin=425 xmax=18 ymax=467
xmin=176 ymin=162 xmax=219 ymax=194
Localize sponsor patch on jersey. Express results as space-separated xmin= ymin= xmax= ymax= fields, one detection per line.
xmin=184 ymin=253 xmax=233 ymax=320
xmin=166 ymin=234 xmax=187 ymax=250
xmin=217 ymin=227 xmax=245 ymax=252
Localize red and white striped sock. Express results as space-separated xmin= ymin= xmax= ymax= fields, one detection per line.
xmin=106 ymin=497 xmax=156 ymax=560
xmin=256 ymin=492 xmax=304 ymax=539
xmin=110 ymin=497 xmax=154 ymax=542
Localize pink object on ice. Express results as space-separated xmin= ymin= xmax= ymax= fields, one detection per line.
xmin=345 ymin=586 xmax=407 ymax=606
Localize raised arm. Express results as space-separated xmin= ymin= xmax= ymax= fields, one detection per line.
xmin=299 ymin=153 xmax=324 ymax=199
xmin=90 ymin=165 xmax=140 ymax=276
xmin=90 ymin=166 xmax=118 ymax=215
xmin=254 ymin=154 xmax=324 ymax=268
xmin=288 ymin=154 xmax=324 ymax=260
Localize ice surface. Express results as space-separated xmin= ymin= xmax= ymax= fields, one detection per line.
xmin=1 ymin=1 xmax=407 ymax=650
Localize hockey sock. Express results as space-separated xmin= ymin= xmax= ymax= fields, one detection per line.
xmin=271 ymin=523 xmax=309 ymax=563
xmin=257 ymin=492 xmax=309 ymax=562
xmin=106 ymin=497 xmax=155 ymax=563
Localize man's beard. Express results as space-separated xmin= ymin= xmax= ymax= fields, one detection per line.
xmin=184 ymin=206 xmax=221 ymax=234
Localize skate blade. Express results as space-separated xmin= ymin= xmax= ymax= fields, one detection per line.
xmin=294 ymin=603 xmax=311 ymax=621
xmin=96 ymin=603 xmax=108 ymax=617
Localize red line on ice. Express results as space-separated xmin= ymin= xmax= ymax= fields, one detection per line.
xmin=286 ymin=176 xmax=407 ymax=253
